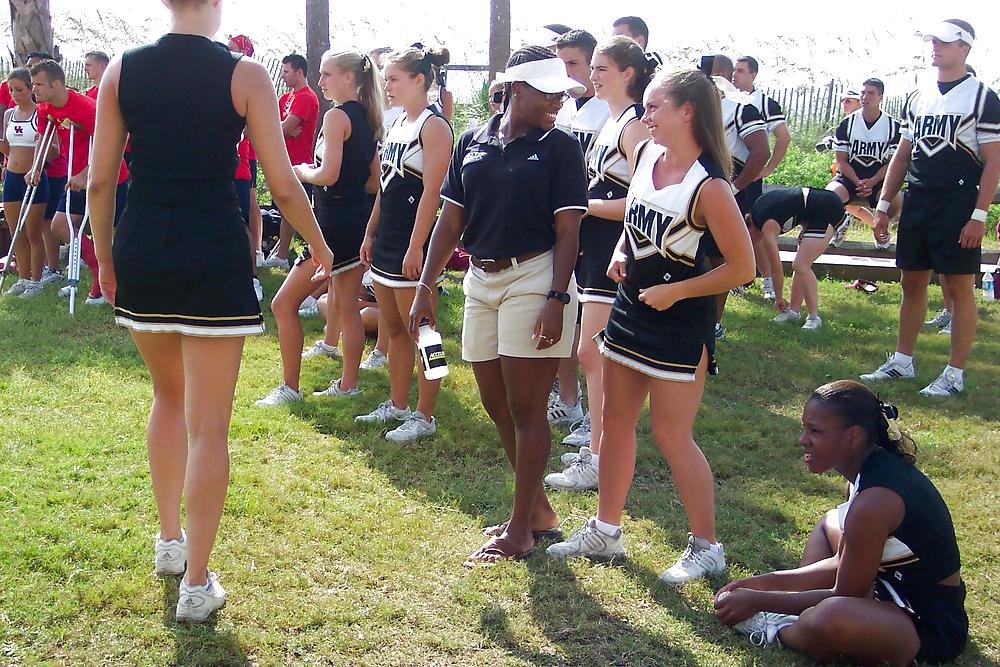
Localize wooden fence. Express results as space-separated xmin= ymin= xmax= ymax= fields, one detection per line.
xmin=764 ymin=80 xmax=905 ymax=136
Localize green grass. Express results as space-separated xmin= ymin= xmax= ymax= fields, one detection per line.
xmin=1 ymin=272 xmax=998 ymax=666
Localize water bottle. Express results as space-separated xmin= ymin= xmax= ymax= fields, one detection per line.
xmin=983 ymin=271 xmax=996 ymax=302
xmin=417 ymin=319 xmax=449 ymax=380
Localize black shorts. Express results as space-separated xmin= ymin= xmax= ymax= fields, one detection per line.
xmin=45 ymin=176 xmax=67 ymax=220
xmin=874 ymin=579 xmax=968 ymax=665
xmin=234 ymin=178 xmax=251 ymax=226
xmin=249 ymin=159 xmax=258 ymax=189
xmin=833 ymin=174 xmax=879 ymax=208
xmin=703 ymin=180 xmax=763 ymax=259
xmin=896 ymin=187 xmax=980 ymax=275
xmin=576 ymin=215 xmax=622 ymax=304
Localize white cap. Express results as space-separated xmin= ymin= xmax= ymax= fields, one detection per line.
xmin=841 ymin=89 xmax=861 ymax=101
xmin=711 ymin=76 xmax=750 ymax=104
xmin=523 ymin=27 xmax=563 ymax=49
xmin=495 ymin=58 xmax=587 ymax=96
xmin=923 ymin=21 xmax=975 ymax=46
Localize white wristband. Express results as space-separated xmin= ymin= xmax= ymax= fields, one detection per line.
xmin=971 ymin=208 xmax=988 ymax=223
xmin=731 ymin=183 xmax=740 ymax=195
xmin=876 ymin=199 xmax=891 ymax=214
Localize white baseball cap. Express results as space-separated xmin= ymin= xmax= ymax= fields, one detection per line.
xmin=495 ymin=58 xmax=586 ymax=95
xmin=523 ymin=27 xmax=563 ymax=49
xmin=922 ymin=21 xmax=975 ymax=46
xmin=841 ymin=89 xmax=861 ymax=101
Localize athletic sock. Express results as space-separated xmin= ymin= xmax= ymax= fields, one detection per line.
xmin=892 ymin=351 xmax=914 ymax=366
xmin=945 ymin=365 xmax=964 ymax=381
xmin=594 ymin=518 xmax=620 ymax=535
xmin=589 ymin=452 xmax=600 ymax=467
xmin=80 ymin=237 xmax=101 ymax=297
xmin=763 ymin=276 xmax=774 ymax=288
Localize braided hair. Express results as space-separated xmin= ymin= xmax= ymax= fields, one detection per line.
xmin=501 ymin=45 xmax=557 ymax=110
xmin=810 ymin=380 xmax=917 ymax=465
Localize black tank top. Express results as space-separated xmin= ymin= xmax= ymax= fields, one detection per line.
xmin=119 ymin=33 xmax=245 ymax=204
xmin=315 ymin=100 xmax=375 ymax=201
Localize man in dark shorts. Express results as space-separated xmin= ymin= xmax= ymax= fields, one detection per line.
xmin=861 ymin=19 xmax=1000 ymax=397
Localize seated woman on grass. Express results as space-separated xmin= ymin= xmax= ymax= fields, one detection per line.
xmin=714 ymin=380 xmax=967 ymax=666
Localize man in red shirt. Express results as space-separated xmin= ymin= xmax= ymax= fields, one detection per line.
xmin=263 ymin=53 xmax=319 ymax=268
xmin=29 ymin=60 xmax=129 ymax=304
xmin=83 ymin=50 xmax=110 ymax=100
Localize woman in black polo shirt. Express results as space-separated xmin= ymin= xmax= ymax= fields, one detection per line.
xmin=410 ymin=47 xmax=588 ymax=566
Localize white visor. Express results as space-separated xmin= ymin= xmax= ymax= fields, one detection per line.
xmin=922 ymin=22 xmax=974 ymax=45
xmin=711 ymin=76 xmax=750 ymax=104
xmin=495 ymin=59 xmax=587 ymax=96
xmin=523 ymin=27 xmax=562 ymax=48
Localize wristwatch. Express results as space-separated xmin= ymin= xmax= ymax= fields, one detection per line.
xmin=546 ymin=290 xmax=571 ymax=304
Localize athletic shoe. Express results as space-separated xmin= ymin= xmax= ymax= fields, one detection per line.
xmin=874 ymin=238 xmax=892 ymax=251
xmin=658 ymin=533 xmax=726 ymax=584
xmin=58 ymin=285 xmax=72 ymax=298
xmin=801 ymin=314 xmax=822 ymax=331
xmin=772 ymin=309 xmax=801 ymax=324
xmin=830 ymin=214 xmax=850 ymax=247
xmin=545 ymin=447 xmax=599 ymax=490
xmin=313 ymin=379 xmax=361 ymax=397
xmin=919 ymin=368 xmax=964 ymax=397
xmin=548 ymin=379 xmax=560 ymax=406
xmin=255 ymin=251 xmax=267 ymax=268
xmin=302 ymin=340 xmax=341 ymax=359
xmin=360 ymin=349 xmax=388 ymax=370
xmin=546 ymin=517 xmax=624 ymax=561
xmin=733 ymin=611 xmax=798 ymax=647
xmin=562 ymin=413 xmax=591 ymax=447
xmin=18 ymin=280 xmax=43 ymax=299
xmin=85 ymin=294 xmax=108 ymax=306
xmin=714 ymin=323 xmax=725 ymax=339
xmin=385 ymin=411 xmax=436 ymax=443
xmin=261 ymin=254 xmax=290 ymax=270
xmin=154 ymin=531 xmax=187 ymax=577
xmin=298 ymin=296 xmax=320 ymax=318
xmin=355 ymin=400 xmax=410 ymax=424
xmin=860 ymin=354 xmax=915 ymax=382
xmin=253 ymin=277 xmax=263 ymax=302
xmin=3 ymin=278 xmax=28 ymax=297
xmin=924 ymin=309 xmax=952 ymax=329
xmin=938 ymin=322 xmax=952 ymax=336
xmin=762 ymin=278 xmax=775 ymax=301
xmin=729 ymin=285 xmax=747 ymax=297
xmin=40 ymin=266 xmax=63 ymax=285
xmin=254 ymin=382 xmax=304 ymax=407
xmin=547 ymin=396 xmax=583 ymax=426
xmin=175 ymin=571 xmax=227 ymax=623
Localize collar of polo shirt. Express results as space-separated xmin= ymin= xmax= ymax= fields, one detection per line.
xmin=495 ymin=59 xmax=587 ymax=96
xmin=922 ymin=22 xmax=975 ymax=46
xmin=473 ymin=112 xmax=552 ymax=145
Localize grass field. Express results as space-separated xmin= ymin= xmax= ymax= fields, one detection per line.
xmin=1 ymin=270 xmax=998 ymax=666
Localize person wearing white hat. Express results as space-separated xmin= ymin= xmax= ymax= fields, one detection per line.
xmin=526 ymin=23 xmax=571 ymax=52
xmin=409 ymin=46 xmax=588 ymax=566
xmin=862 ymin=18 xmax=1000 ymax=397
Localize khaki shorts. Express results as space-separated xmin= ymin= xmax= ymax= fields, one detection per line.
xmin=461 ymin=251 xmax=578 ymax=362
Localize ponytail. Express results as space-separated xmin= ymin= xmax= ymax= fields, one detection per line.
xmin=653 ymin=68 xmax=732 ymax=182
xmin=596 ymin=36 xmax=656 ymax=103
xmin=811 ymin=380 xmax=918 ymax=465
xmin=324 ymin=50 xmax=385 ymax=143
xmin=385 ymin=46 xmax=450 ymax=92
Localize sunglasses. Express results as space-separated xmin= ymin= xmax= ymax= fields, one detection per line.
xmin=524 ymin=84 xmax=568 ymax=103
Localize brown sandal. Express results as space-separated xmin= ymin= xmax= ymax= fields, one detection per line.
xmin=463 ymin=536 xmax=534 ymax=568
xmin=482 ymin=521 xmax=564 ymax=542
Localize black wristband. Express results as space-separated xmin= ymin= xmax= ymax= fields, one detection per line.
xmin=546 ymin=290 xmax=571 ymax=305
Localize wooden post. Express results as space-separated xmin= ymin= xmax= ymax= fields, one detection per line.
xmin=305 ymin=0 xmax=331 ymax=116
xmin=488 ymin=0 xmax=510 ymax=81
xmin=9 ymin=0 xmax=55 ymax=63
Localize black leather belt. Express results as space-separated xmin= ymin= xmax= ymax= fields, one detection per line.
xmin=470 ymin=250 xmax=547 ymax=273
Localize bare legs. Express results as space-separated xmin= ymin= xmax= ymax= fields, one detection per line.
xmin=576 ymin=302 xmax=611 ymax=452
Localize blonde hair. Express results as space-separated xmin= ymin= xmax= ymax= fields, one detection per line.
xmin=652 ymin=68 xmax=731 ymax=181
xmin=323 ymin=50 xmax=386 ymax=143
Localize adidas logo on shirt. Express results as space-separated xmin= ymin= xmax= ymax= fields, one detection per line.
xmin=526 ymin=154 xmax=540 ymax=161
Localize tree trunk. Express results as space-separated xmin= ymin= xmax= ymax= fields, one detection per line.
xmin=9 ymin=0 xmax=54 ymax=63
xmin=488 ymin=0 xmax=510 ymax=80
xmin=305 ymin=0 xmax=331 ymax=116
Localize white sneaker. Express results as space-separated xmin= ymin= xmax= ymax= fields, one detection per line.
xmin=154 ymin=531 xmax=187 ymax=576
xmin=40 ymin=266 xmax=63 ymax=285
xmin=360 ymin=349 xmax=388 ymax=370
xmin=547 ymin=397 xmax=584 ymax=426
xmin=3 ymin=278 xmax=28 ymax=296
xmin=253 ymin=277 xmax=263 ymax=302
xmin=302 ymin=340 xmax=341 ymax=359
xmin=830 ymin=214 xmax=850 ymax=247
xmin=561 ymin=413 xmax=591 ymax=447
xmin=356 ymin=400 xmax=410 ymax=424
xmin=729 ymin=284 xmax=747 ymax=297
xmin=762 ymin=282 xmax=776 ymax=301
xmin=545 ymin=447 xmax=599 ymax=490
xmin=261 ymin=254 xmax=290 ymax=270
xmin=85 ymin=294 xmax=108 ymax=306
xmin=925 ymin=309 xmax=952 ymax=329
xmin=860 ymin=353 xmax=916 ymax=382
xmin=313 ymin=378 xmax=361 ymax=397
xmin=18 ymin=280 xmax=43 ymax=299
xmin=255 ymin=251 xmax=267 ymax=268
xmin=546 ymin=517 xmax=624 ymax=561
xmin=658 ymin=533 xmax=726 ymax=584
xmin=298 ymin=295 xmax=319 ymax=317
xmin=714 ymin=322 xmax=726 ymax=339
xmin=919 ymin=368 xmax=964 ymax=397
xmin=938 ymin=322 xmax=952 ymax=336
xmin=254 ymin=382 xmax=304 ymax=407
xmin=175 ymin=571 xmax=227 ymax=623
xmin=733 ymin=610 xmax=798 ymax=646
xmin=772 ymin=309 xmax=801 ymax=324
xmin=801 ymin=314 xmax=822 ymax=331
xmin=386 ymin=411 xmax=436 ymax=443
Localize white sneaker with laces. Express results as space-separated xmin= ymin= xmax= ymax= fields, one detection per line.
xmin=40 ymin=266 xmax=63 ymax=285
xmin=298 ymin=301 xmax=320 ymax=317
xmin=3 ymin=278 xmax=28 ymax=296
xmin=561 ymin=413 xmax=591 ymax=447
xmin=262 ymin=253 xmax=290 ymax=270
xmin=919 ymin=368 xmax=964 ymax=397
xmin=253 ymin=277 xmax=263 ymax=302
xmin=547 ymin=397 xmax=584 ymax=426
xmin=18 ymin=280 xmax=44 ymax=299
xmin=360 ymin=349 xmax=388 ymax=370
xmin=175 ymin=571 xmax=227 ymax=623
xmin=772 ymin=309 xmax=801 ymax=324
xmin=733 ymin=610 xmax=798 ymax=646
xmin=302 ymin=340 xmax=341 ymax=359
xmin=255 ymin=251 xmax=267 ymax=268
xmin=938 ymin=322 xmax=952 ymax=336
xmin=658 ymin=533 xmax=726 ymax=584
xmin=356 ymin=400 xmax=410 ymax=424
xmin=545 ymin=447 xmax=599 ymax=490
xmin=154 ymin=531 xmax=187 ymax=576
xmin=874 ymin=238 xmax=892 ymax=250
xmin=313 ymin=378 xmax=361 ymax=397
xmin=860 ymin=353 xmax=916 ymax=382
xmin=762 ymin=281 xmax=776 ymax=301
xmin=924 ymin=309 xmax=952 ymax=329
xmin=830 ymin=214 xmax=850 ymax=247
xmin=57 ymin=284 xmax=73 ymax=298
xmin=801 ymin=314 xmax=822 ymax=331
xmin=385 ymin=411 xmax=436 ymax=443
xmin=254 ymin=382 xmax=304 ymax=407
xmin=85 ymin=294 xmax=108 ymax=306
xmin=546 ymin=517 xmax=624 ymax=560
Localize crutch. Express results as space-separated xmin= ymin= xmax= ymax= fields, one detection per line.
xmin=65 ymin=124 xmax=89 ymax=314
xmin=0 ymin=121 xmax=57 ymax=294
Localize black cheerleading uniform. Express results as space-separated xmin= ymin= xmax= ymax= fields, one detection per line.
xmin=113 ymin=34 xmax=263 ymax=336
xmin=596 ymin=141 xmax=723 ymax=381
xmin=749 ymin=187 xmax=844 ymax=239
xmin=370 ymin=107 xmax=452 ymax=288
xmin=577 ymin=104 xmax=641 ymax=304
xmin=298 ymin=99 xmax=377 ymax=275
xmin=842 ymin=448 xmax=967 ymax=664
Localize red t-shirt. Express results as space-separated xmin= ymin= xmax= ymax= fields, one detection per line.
xmin=84 ymin=85 xmax=99 ymax=100
xmin=278 ymin=85 xmax=319 ymax=166
xmin=235 ymin=136 xmax=251 ymax=181
xmin=37 ymin=90 xmax=128 ymax=184
xmin=0 ymin=82 xmax=11 ymax=109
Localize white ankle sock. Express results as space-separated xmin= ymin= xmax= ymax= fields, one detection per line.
xmin=594 ymin=518 xmax=620 ymax=535
xmin=763 ymin=277 xmax=774 ymax=288
xmin=892 ymin=351 xmax=913 ymax=366
xmin=945 ymin=365 xmax=964 ymax=380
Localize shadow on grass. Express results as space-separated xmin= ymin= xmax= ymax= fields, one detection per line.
xmin=160 ymin=577 xmax=250 ymax=666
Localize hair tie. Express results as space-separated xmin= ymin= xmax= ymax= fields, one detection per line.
xmin=644 ymin=52 xmax=662 ymax=75
xmin=362 ymin=53 xmax=372 ymax=71
xmin=879 ymin=400 xmax=902 ymax=441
